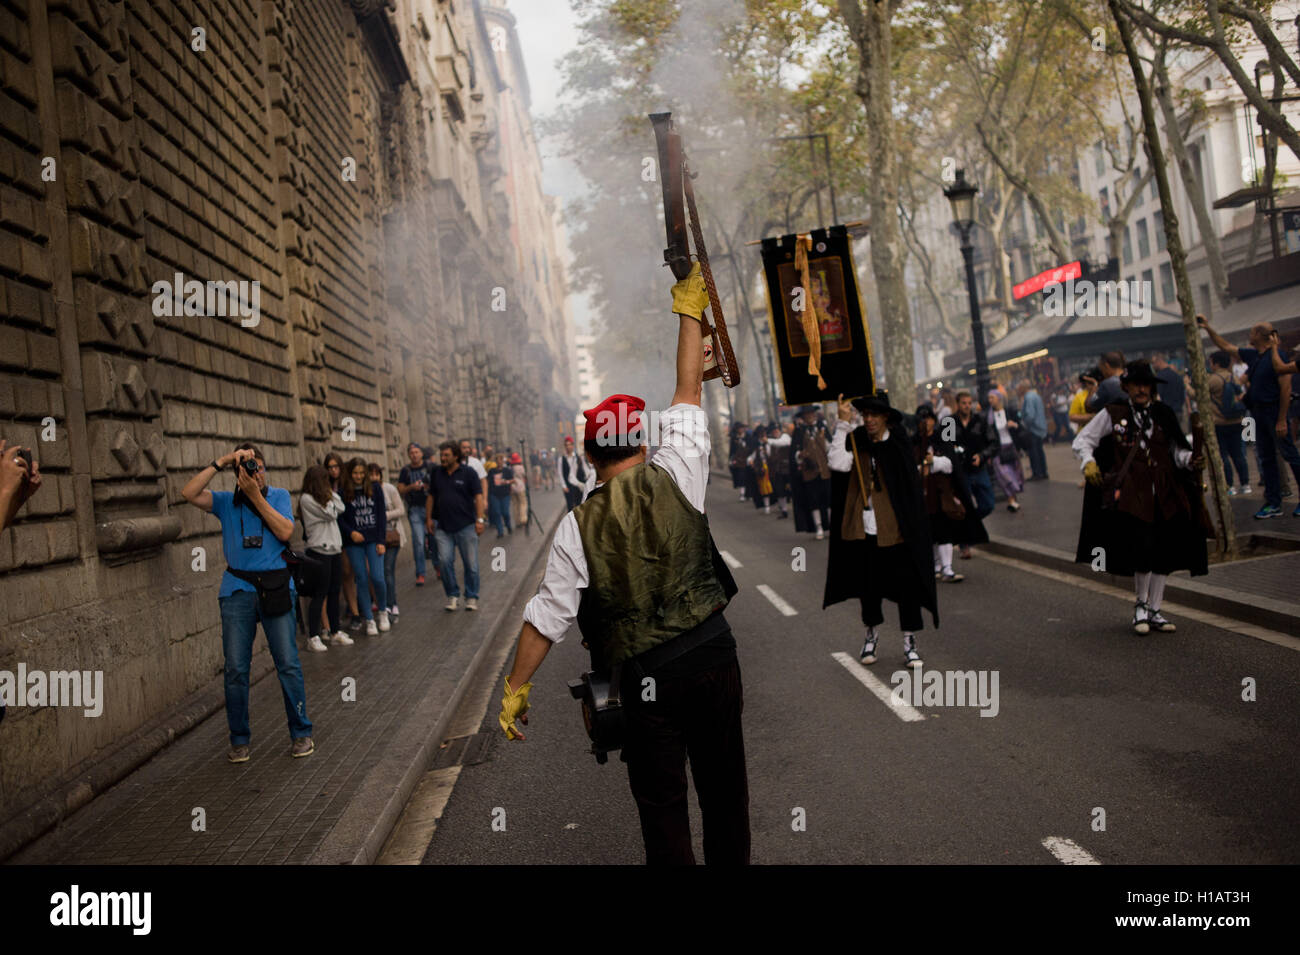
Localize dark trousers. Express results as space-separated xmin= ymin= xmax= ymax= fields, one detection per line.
xmin=1214 ymin=423 xmax=1250 ymax=487
xmin=621 ymin=656 xmax=750 ymax=865
xmin=304 ymin=549 xmax=342 ymax=635
xmin=563 ymin=486 xmax=583 ymax=511
xmin=1025 ymin=432 xmax=1048 ymax=478
xmin=1253 ymin=402 xmax=1300 ymax=507
xmin=860 ymin=539 xmax=924 ymax=632
xmin=966 ymin=466 xmax=996 ymax=519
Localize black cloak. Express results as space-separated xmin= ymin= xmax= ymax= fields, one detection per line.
xmin=823 ymin=425 xmax=939 ymax=627
xmin=1074 ymin=400 xmax=1211 ymax=577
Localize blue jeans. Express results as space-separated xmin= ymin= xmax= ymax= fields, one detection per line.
xmin=383 ymin=543 xmax=399 ymax=609
xmin=1215 ymin=423 xmax=1249 ymax=487
xmin=218 ymin=589 xmax=312 ymax=746
xmin=407 ymin=505 xmax=427 ymax=576
xmin=1253 ymin=402 xmax=1300 ymax=507
xmin=344 ymin=542 xmax=386 ymax=619
xmin=489 ymin=495 xmax=511 ymax=535
xmin=435 ymin=525 xmax=479 ymax=599
xmin=967 ymin=466 xmax=996 ymax=519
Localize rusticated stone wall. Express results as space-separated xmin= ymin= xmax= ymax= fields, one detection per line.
xmin=0 ymin=0 xmax=572 ymax=833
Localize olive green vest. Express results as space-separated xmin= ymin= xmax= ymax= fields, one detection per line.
xmin=574 ymin=462 xmax=733 ymax=667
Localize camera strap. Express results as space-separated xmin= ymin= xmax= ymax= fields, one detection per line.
xmin=232 ymin=491 xmax=265 ymax=540
xmin=622 ymin=610 xmax=731 ymax=685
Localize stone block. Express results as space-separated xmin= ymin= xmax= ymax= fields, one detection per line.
xmin=12 ymin=522 xmax=50 ymax=567
xmin=46 ymin=520 xmax=79 ymax=561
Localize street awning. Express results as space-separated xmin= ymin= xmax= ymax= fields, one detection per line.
xmin=1211 ymin=282 xmax=1300 ymax=336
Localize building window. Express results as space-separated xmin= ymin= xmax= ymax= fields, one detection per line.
xmin=1150 ymin=173 xmax=1159 ymax=202
xmin=1122 ymin=224 xmax=1133 ymax=265
xmin=1099 ymin=186 xmax=1110 ymax=218
xmin=1094 ymin=143 xmax=1105 ymax=177
xmin=1133 ymin=168 xmax=1144 ymax=205
xmin=1136 ymin=217 xmax=1150 ymax=259
xmin=1141 ymin=269 xmax=1154 ymax=306
xmin=1154 ymin=210 xmax=1166 ymax=251
xmin=1159 ymin=263 xmax=1174 ymax=303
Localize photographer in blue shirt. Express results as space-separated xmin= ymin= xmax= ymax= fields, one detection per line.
xmin=182 ymin=443 xmax=313 ymax=763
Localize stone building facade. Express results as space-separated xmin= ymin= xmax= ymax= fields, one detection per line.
xmin=0 ymin=0 xmax=574 ymax=836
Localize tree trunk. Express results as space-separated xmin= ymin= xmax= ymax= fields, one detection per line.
xmin=838 ymin=0 xmax=914 ymax=399
xmin=1110 ymin=0 xmax=1237 ymax=559
xmin=1152 ymin=53 xmax=1231 ymax=308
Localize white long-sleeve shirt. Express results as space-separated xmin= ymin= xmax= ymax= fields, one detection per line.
xmin=1072 ymin=404 xmax=1193 ymax=470
xmin=523 ymin=404 xmax=709 ymax=643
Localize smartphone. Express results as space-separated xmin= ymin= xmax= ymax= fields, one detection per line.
xmin=16 ymin=448 xmax=32 ymax=474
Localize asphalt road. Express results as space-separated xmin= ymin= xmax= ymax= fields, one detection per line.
xmin=419 ymin=477 xmax=1300 ymax=865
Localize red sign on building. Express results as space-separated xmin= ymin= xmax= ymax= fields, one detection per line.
xmin=1013 ymin=260 xmax=1082 ymax=300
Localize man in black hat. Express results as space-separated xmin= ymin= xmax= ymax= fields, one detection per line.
xmin=824 ymin=391 xmax=938 ymax=668
xmin=791 ymin=404 xmax=831 ymax=539
xmin=1072 ymin=360 xmax=1209 ymax=634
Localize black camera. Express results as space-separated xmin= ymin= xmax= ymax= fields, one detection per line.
xmin=240 ymin=457 xmax=259 ymax=476
xmin=242 ymin=535 xmax=264 ymax=549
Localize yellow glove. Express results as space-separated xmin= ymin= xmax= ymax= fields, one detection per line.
xmin=670 ymin=262 xmax=709 ymax=322
xmin=499 ymin=677 xmax=533 ymax=740
xmin=1084 ymin=460 xmax=1102 ymax=487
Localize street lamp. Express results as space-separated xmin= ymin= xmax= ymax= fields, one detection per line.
xmin=943 ymin=168 xmax=992 ymax=408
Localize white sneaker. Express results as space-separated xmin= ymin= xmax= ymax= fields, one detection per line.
xmin=445 ymin=596 xmax=459 ymax=611
xmin=377 ymin=610 xmax=391 ymax=632
xmin=306 ymin=635 xmax=328 ymax=653
xmin=465 ymin=598 xmax=478 ymax=611
xmin=330 ymin=630 xmax=354 ymax=646
xmin=366 ymin=618 xmax=379 ymax=636
xmin=388 ymin=605 xmax=399 ymax=620
xmin=815 ymin=528 xmax=825 ymax=540
xmin=1241 ymin=484 xmax=1252 ymax=495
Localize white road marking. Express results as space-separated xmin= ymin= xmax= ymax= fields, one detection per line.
xmin=979 ymin=551 xmax=1300 ymax=653
xmin=756 ymin=583 xmax=797 ymax=616
xmin=719 ymin=549 xmax=743 ymax=570
xmin=830 ymin=652 xmax=926 ymax=722
xmin=1041 ymin=836 xmax=1101 ymax=865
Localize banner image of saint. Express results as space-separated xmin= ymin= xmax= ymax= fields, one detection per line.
xmin=777 ymin=258 xmax=853 ymax=357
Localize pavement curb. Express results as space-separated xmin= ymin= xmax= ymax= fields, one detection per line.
xmin=983 ymin=534 xmax=1300 ymax=635
xmin=307 ymin=507 xmax=565 ymax=866
xmin=0 ymin=653 xmax=277 ymax=862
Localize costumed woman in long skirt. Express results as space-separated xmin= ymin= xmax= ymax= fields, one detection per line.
xmin=914 ymin=405 xmax=989 ymax=582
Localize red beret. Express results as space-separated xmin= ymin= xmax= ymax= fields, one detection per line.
xmin=583 ymin=393 xmax=646 ymax=444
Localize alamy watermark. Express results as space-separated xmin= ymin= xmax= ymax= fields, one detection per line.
xmin=587 ymin=406 xmax=707 ymax=453
xmin=151 ymin=271 xmax=261 ymax=328
xmin=890 ymin=666 xmax=1000 ymax=717
xmin=0 ymin=664 xmax=104 ymax=717
xmin=1043 ymin=278 xmax=1151 ymax=327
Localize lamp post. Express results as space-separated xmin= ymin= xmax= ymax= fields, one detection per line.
xmin=943 ymin=168 xmax=991 ymax=407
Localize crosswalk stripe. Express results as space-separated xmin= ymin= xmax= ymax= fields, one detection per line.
xmin=755 ymin=583 xmax=797 ymax=616
xmin=830 ymin=652 xmax=926 ymax=722
xmin=719 ymin=549 xmax=743 ymax=570
xmin=1041 ymin=836 xmax=1101 ymax=865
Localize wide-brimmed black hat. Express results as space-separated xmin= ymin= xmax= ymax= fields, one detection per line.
xmin=851 ymin=390 xmax=903 ymax=422
xmin=915 ymin=402 xmax=937 ymax=420
xmin=1121 ymin=360 xmax=1160 ymax=387
xmin=796 ymin=404 xmax=820 ymax=418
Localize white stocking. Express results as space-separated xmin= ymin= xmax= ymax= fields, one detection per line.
xmin=1147 ymin=574 xmax=1167 ymax=612
xmin=1134 ymin=571 xmax=1151 ymax=605
xmin=812 ymin=510 xmax=823 ymax=531
xmin=937 ymin=543 xmax=954 ymax=572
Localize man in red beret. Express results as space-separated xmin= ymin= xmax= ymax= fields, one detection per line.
xmin=498 ymin=263 xmax=749 ymax=865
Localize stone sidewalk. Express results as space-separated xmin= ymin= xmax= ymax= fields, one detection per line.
xmin=8 ymin=489 xmax=565 ymax=865
xmin=982 ymin=444 xmax=1299 ymax=634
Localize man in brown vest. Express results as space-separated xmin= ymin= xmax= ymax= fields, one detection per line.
xmin=497 ymin=264 xmax=749 ymax=865
xmin=824 ymin=392 xmax=939 ymax=668
xmin=1073 ymin=360 xmax=1208 ymax=634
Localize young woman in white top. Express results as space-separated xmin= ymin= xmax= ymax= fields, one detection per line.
xmin=371 ymin=462 xmax=407 ymax=622
xmin=299 ymin=464 xmax=353 ymax=651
